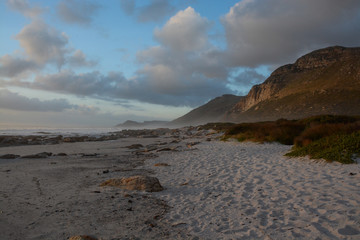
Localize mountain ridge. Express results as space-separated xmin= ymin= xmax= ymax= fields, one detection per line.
xmin=172 ymin=46 xmax=360 ymax=126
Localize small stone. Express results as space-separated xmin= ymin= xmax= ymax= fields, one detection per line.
xmin=154 ymin=163 xmax=170 ymax=167
xmin=125 ymin=144 xmax=144 ymax=149
xmin=69 ymin=235 xmax=97 ymax=240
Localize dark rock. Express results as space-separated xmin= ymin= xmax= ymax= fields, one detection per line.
xmin=69 ymin=236 xmax=98 ymax=240
xmin=0 ymin=154 xmax=20 ymax=159
xmin=125 ymin=144 xmax=144 ymax=149
xmin=21 ymin=152 xmax=52 ymax=159
xmin=56 ymin=153 xmax=67 ymax=156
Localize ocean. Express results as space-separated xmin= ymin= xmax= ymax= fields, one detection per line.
xmin=0 ymin=127 xmax=123 ymax=137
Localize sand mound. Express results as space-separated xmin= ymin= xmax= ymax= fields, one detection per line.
xmin=100 ymin=175 xmax=164 ymax=192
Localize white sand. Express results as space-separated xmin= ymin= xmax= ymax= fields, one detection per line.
xmin=0 ymin=136 xmax=359 ymax=239
xmin=146 ymin=140 xmax=360 ymax=239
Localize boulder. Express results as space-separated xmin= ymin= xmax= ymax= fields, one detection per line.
xmin=100 ymin=175 xmax=164 ymax=192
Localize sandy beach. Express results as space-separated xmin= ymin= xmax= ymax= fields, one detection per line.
xmin=0 ymin=130 xmax=359 ymax=239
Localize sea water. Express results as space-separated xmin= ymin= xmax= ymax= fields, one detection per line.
xmin=0 ymin=127 xmax=123 ymax=137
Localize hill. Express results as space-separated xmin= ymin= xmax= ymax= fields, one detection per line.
xmin=116 ymin=120 xmax=169 ymax=129
xmin=170 ymin=94 xmax=243 ymax=126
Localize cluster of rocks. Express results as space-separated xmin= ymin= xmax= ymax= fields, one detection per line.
xmin=0 ymin=126 xmax=218 ymax=148
xmin=0 ymin=134 xmax=120 ymax=147
xmin=0 ymin=152 xmax=106 ymax=159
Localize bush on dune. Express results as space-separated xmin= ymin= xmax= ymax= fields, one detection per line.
xmin=223 ymin=115 xmax=360 ymax=164
xmin=224 ymin=120 xmax=304 ymax=145
xmin=286 ymin=131 xmax=360 ymax=164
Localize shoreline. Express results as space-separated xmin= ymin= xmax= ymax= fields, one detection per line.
xmin=0 ymin=129 xmax=359 ymax=239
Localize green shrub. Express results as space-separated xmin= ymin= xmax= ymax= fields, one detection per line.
xmin=224 ymin=120 xmax=304 ymax=145
xmin=221 ymin=115 xmax=360 ymax=164
xmin=294 ymin=122 xmax=360 ymax=147
xmin=286 ymin=131 xmax=360 ymax=164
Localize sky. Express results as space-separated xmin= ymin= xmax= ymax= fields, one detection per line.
xmin=0 ymin=0 xmax=359 ymax=128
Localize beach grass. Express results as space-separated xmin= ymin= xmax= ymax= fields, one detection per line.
xmin=220 ymin=115 xmax=360 ymax=164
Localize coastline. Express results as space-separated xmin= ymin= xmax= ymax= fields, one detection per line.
xmin=0 ymin=128 xmax=359 ymax=239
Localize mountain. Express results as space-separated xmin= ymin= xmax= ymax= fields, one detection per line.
xmin=170 ymin=94 xmax=243 ymax=126
xmin=225 ymin=46 xmax=360 ymax=122
xmin=116 ymin=120 xmax=169 ymax=129
xmin=171 ymin=46 xmax=360 ymax=126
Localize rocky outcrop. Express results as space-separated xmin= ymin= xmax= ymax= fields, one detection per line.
xmin=226 ymin=46 xmax=360 ymax=121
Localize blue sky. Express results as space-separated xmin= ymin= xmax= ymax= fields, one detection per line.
xmin=1 ymin=0 xmax=359 ymax=128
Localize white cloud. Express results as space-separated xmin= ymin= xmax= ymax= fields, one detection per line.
xmin=222 ymin=0 xmax=360 ymax=67
xmin=154 ymin=7 xmax=211 ymax=52
xmin=0 ymin=55 xmax=39 ymax=78
xmin=7 ymin=0 xmax=44 ymax=18
xmin=0 ymin=89 xmax=76 ymax=112
xmin=67 ymin=50 xmax=97 ymax=67
xmin=15 ymin=20 xmax=69 ymax=68
xmin=57 ymin=0 xmax=100 ymax=25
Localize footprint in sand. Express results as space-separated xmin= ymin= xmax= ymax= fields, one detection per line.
xmin=338 ymin=225 xmax=360 ymax=236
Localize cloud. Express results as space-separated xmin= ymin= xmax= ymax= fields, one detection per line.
xmin=119 ymin=0 xmax=135 ymax=15
xmin=222 ymin=0 xmax=360 ymax=67
xmin=15 ymin=20 xmax=69 ymax=68
xmin=0 ymin=55 xmax=39 ymax=78
xmin=137 ymin=0 xmax=176 ymax=23
xmin=154 ymin=7 xmax=211 ymax=52
xmin=0 ymin=89 xmax=76 ymax=112
xmin=230 ymin=69 xmax=267 ymax=95
xmin=57 ymin=0 xmax=101 ymax=25
xmin=7 ymin=0 xmax=44 ymax=18
xmin=67 ymin=50 xmax=97 ymax=67
xmin=120 ymin=0 xmax=176 ymax=23
xmin=32 ymin=70 xmax=127 ymax=98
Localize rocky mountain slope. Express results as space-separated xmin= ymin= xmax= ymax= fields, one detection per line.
xmin=225 ymin=46 xmax=360 ymax=122
xmin=171 ymin=46 xmax=360 ymax=126
xmin=170 ymin=94 xmax=243 ymax=126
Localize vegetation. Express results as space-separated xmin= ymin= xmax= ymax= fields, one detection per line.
xmin=222 ymin=115 xmax=360 ymax=164
xmin=285 ymin=131 xmax=360 ymax=164
xmin=198 ymin=122 xmax=236 ymax=131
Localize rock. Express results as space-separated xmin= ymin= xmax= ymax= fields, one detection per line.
xmin=0 ymin=154 xmax=20 ymax=159
xmin=125 ymin=144 xmax=144 ymax=149
xmin=21 ymin=152 xmax=52 ymax=159
xmin=56 ymin=153 xmax=68 ymax=156
xmin=154 ymin=163 xmax=170 ymax=167
xmin=69 ymin=236 xmax=97 ymax=240
xmin=156 ymin=147 xmax=174 ymax=152
xmin=100 ymin=175 xmax=164 ymax=192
